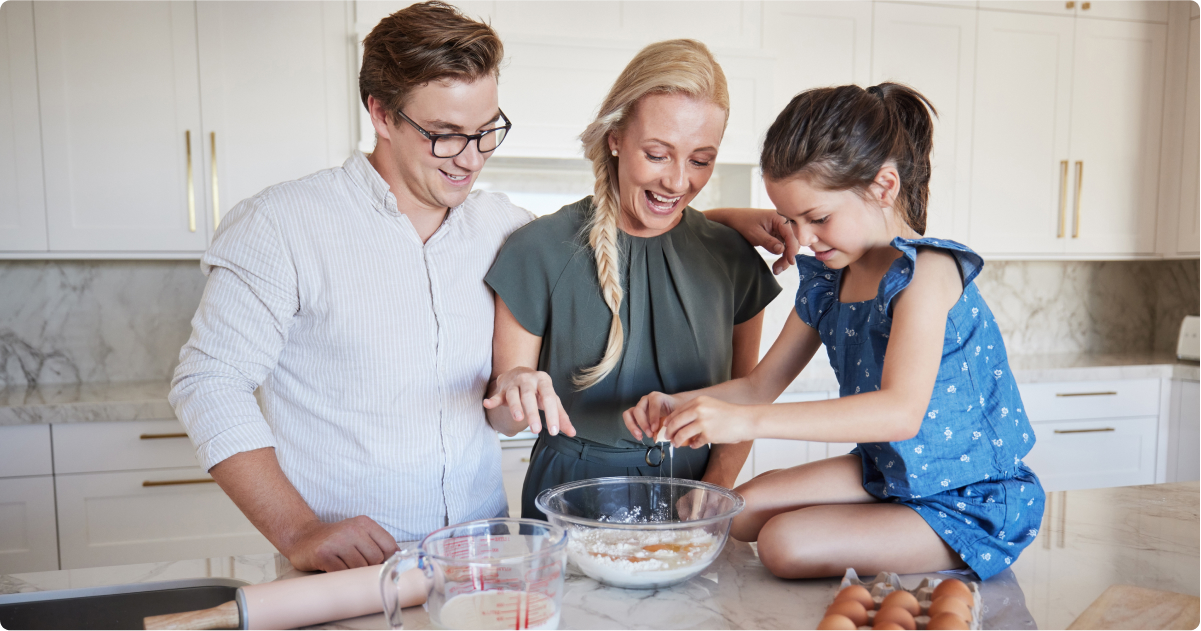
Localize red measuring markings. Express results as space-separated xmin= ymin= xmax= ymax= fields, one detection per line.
xmin=485 ymin=592 xmax=555 ymax=630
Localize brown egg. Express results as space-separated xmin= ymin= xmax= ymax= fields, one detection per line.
xmin=826 ymin=600 xmax=868 ymax=627
xmin=928 ymin=612 xmax=970 ymax=630
xmin=873 ymin=624 xmax=905 ymax=631
xmin=817 ymin=614 xmax=858 ymax=630
xmin=932 ymin=579 xmax=974 ymax=607
xmin=880 ymin=590 xmax=920 ymax=616
xmin=872 ymin=606 xmax=916 ymax=631
xmin=927 ymin=596 xmax=972 ymax=624
xmin=835 ymin=584 xmax=875 ymax=611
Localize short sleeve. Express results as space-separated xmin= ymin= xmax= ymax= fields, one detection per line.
xmin=484 ymin=207 xmax=579 ymax=337
xmin=793 ymin=255 xmax=838 ymax=329
xmin=880 ymin=237 xmax=986 ymax=318
xmin=731 ymin=249 xmax=783 ymax=325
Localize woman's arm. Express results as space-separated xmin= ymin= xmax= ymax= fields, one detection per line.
xmin=704 ymin=208 xmax=801 ymax=275
xmin=663 ymin=249 xmax=962 ymax=448
xmin=698 ymin=311 xmax=764 ymax=489
xmin=483 ymin=296 xmax=575 ymax=437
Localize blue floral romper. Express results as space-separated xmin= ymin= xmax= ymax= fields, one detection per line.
xmin=794 ymin=237 xmax=1046 ymax=580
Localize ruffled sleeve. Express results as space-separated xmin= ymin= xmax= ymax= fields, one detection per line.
xmin=793 ymin=255 xmax=838 ymax=329
xmin=880 ymin=237 xmax=986 ymax=318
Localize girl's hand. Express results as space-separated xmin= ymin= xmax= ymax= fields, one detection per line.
xmin=622 ymin=392 xmax=681 ymax=441
xmin=704 ymin=208 xmax=801 ymax=275
xmin=662 ymin=396 xmax=756 ymax=447
xmin=483 ymin=367 xmax=575 ymax=437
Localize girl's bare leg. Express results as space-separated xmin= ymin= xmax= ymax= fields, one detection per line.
xmin=730 ymin=454 xmax=874 ymax=542
xmin=757 ymin=502 xmax=965 ymax=579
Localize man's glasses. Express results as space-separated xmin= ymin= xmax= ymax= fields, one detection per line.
xmin=395 ymin=109 xmax=512 ymax=159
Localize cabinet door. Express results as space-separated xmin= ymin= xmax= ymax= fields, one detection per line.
xmin=0 ymin=476 xmax=59 ymax=574
xmin=0 ymin=1 xmax=47 ymax=251
xmin=1079 ymin=1 xmax=1169 ymax=23
xmin=969 ymin=11 xmax=1074 ymax=255
xmin=1022 ymin=415 xmax=1158 ymax=491
xmin=1176 ymin=17 xmax=1200 ymax=256
xmin=196 ymin=1 xmax=352 ymax=231
xmin=1065 ymin=18 xmax=1166 ymax=255
xmin=35 ymin=1 xmax=209 ymax=252
xmin=871 ymin=2 xmax=976 ymax=241
xmin=763 ymin=2 xmax=873 ymax=114
xmin=55 ymin=467 xmax=275 ymax=570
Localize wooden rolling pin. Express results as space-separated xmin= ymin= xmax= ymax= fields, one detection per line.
xmin=144 ymin=565 xmax=428 ymax=630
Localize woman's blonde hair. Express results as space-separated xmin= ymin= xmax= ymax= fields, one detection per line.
xmin=573 ymin=39 xmax=729 ymax=390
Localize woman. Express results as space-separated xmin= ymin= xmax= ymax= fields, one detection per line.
xmin=483 ymin=39 xmax=781 ymax=520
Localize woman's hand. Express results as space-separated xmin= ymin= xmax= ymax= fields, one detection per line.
xmin=662 ymin=395 xmax=757 ymax=447
xmin=623 ymin=391 xmax=682 ymax=441
xmin=483 ymin=367 xmax=575 ymax=437
xmin=704 ymin=208 xmax=801 ymax=274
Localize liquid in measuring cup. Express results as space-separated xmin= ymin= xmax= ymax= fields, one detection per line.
xmin=438 ymin=590 xmax=560 ymax=630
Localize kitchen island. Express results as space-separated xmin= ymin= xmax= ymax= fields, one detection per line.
xmin=2 ymin=481 xmax=1196 ymax=629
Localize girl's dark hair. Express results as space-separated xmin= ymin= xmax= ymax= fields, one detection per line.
xmin=760 ymin=83 xmax=937 ymax=234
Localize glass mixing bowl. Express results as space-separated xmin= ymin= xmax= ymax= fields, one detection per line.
xmin=535 ymin=476 xmax=745 ymax=589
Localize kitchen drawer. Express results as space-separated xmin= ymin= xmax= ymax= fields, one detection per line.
xmin=1018 ymin=379 xmax=1160 ymax=423
xmin=0 ymin=425 xmax=52 ymax=478
xmin=0 ymin=475 xmax=59 ymax=574
xmin=1021 ymin=416 xmax=1158 ymax=492
xmin=52 ymin=420 xmax=199 ymax=474
xmin=55 ymin=467 xmax=275 ymax=570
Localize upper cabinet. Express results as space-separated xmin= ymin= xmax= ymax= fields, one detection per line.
xmin=1176 ymin=16 xmax=1200 ymax=256
xmin=0 ymin=2 xmax=47 ymax=251
xmin=968 ymin=8 xmax=1167 ymax=257
xmin=977 ymin=0 xmax=1168 ymax=22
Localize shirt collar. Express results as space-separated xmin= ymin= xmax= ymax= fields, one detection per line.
xmin=343 ymin=149 xmax=471 ymax=232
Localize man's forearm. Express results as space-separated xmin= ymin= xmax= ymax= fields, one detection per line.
xmin=208 ymin=447 xmax=318 ymax=555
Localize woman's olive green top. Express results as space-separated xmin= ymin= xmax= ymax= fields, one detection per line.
xmin=485 ymin=197 xmax=781 ymax=449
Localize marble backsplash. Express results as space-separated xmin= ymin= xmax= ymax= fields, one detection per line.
xmin=0 ymin=258 xmax=1197 ymax=388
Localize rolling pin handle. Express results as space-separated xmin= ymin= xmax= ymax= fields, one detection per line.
xmin=143 ymin=599 xmax=240 ymax=630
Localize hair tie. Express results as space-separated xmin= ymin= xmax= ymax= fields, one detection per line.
xmin=867 ymin=85 xmax=883 ymax=99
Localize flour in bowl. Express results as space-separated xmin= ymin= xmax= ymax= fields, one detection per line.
xmin=568 ymin=526 xmax=718 ymax=587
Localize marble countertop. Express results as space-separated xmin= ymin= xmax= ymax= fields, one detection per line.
xmin=3 ymin=481 xmax=1196 ymax=629
xmin=1 ymin=353 xmax=1195 ymax=426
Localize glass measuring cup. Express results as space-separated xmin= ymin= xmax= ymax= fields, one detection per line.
xmin=380 ymin=519 xmax=568 ymax=630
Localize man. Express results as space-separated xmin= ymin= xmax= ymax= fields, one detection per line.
xmin=171 ymin=1 xmax=798 ymax=574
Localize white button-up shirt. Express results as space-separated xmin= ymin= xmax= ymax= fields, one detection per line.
xmin=170 ymin=151 xmax=533 ymax=541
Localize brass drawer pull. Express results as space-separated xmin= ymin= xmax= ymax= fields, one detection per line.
xmin=1058 ymin=160 xmax=1068 ymax=238
xmin=140 ymin=432 xmax=189 ymax=440
xmin=520 ymin=457 xmax=530 ymax=463
xmin=1072 ymin=160 xmax=1083 ymax=238
xmin=211 ymin=131 xmax=221 ymax=229
xmin=1053 ymin=427 xmax=1115 ymax=434
xmin=143 ymin=478 xmax=216 ymax=487
xmin=186 ymin=130 xmax=196 ymax=232
xmin=1055 ymin=391 xmax=1117 ymax=397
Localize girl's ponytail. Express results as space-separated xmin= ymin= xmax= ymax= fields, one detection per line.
xmin=761 ymin=82 xmax=937 ymax=234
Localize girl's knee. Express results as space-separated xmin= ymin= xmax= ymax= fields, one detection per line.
xmin=757 ymin=514 xmax=837 ymax=579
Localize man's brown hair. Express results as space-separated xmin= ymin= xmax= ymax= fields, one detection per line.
xmin=359 ymin=1 xmax=504 ymax=119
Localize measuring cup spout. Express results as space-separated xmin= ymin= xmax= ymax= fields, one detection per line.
xmin=379 ymin=548 xmax=423 ymax=630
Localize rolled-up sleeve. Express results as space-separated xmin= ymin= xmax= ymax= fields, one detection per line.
xmin=169 ymin=193 xmax=299 ymax=471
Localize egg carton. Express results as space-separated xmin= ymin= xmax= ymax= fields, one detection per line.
xmin=838 ymin=568 xmax=983 ymax=630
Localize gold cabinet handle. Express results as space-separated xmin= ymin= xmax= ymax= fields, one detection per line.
xmin=1058 ymin=160 xmax=1069 ymax=238
xmin=140 ymin=432 xmax=189 ymax=440
xmin=1055 ymin=391 xmax=1117 ymax=397
xmin=143 ymin=478 xmax=216 ymax=487
xmin=1081 ymin=2 xmax=1090 ymax=9
xmin=211 ymin=131 xmax=221 ymax=230
xmin=1053 ymin=427 xmax=1115 ymax=434
xmin=186 ymin=131 xmax=196 ymax=232
xmin=1066 ymin=1 xmax=1075 ymax=8
xmin=1072 ymin=160 xmax=1083 ymax=238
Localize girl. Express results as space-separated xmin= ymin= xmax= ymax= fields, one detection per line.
xmin=623 ymin=83 xmax=1044 ymax=581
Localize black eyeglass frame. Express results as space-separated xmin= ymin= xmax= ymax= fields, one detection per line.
xmin=394 ymin=108 xmax=512 ymax=158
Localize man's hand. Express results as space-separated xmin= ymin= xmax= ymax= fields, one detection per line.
xmin=483 ymin=366 xmax=575 ymax=437
xmin=704 ymin=208 xmax=801 ymax=274
xmin=284 ymin=515 xmax=399 ymax=572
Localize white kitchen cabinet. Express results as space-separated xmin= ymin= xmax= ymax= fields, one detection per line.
xmin=740 ymin=390 xmax=855 ymax=483
xmin=763 ymin=2 xmax=873 ymax=114
xmin=978 ymin=1 xmax=1168 ymax=22
xmin=34 ymin=1 xmax=211 ymax=253
xmin=51 ymin=420 xmax=199 ymax=474
xmin=871 ymin=1 xmax=977 ymax=241
xmin=1167 ymin=379 xmax=1200 ymax=483
xmin=1174 ymin=16 xmax=1200 ymax=256
xmin=0 ymin=476 xmax=59 ymax=575
xmin=0 ymin=425 xmax=52 ymax=479
xmin=0 ymin=1 xmax=47 ymax=251
xmin=55 ymin=466 xmax=274 ymax=570
xmin=500 ymin=438 xmax=535 ymax=518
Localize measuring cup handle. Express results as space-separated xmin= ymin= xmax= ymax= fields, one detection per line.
xmin=379 ymin=549 xmax=420 ymax=630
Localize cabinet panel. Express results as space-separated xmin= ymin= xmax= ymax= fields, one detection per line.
xmin=1080 ymin=1 xmax=1169 ymax=23
xmin=871 ymin=2 xmax=976 ymax=241
xmin=763 ymin=2 xmax=873 ymax=114
xmin=196 ymin=1 xmax=353 ymax=231
xmin=0 ymin=476 xmax=59 ymax=574
xmin=1176 ymin=17 xmax=1200 ymax=255
xmin=500 ymin=440 xmax=534 ymax=519
xmin=969 ymin=10 xmax=1074 ymax=255
xmin=55 ymin=467 xmax=275 ymax=570
xmin=1171 ymin=380 xmax=1199 ymax=483
xmin=0 ymin=425 xmax=51 ymax=478
xmin=1065 ymin=18 xmax=1166 ymax=255
xmin=35 ymin=1 xmax=210 ymax=252
xmin=1020 ymin=378 xmax=1160 ymax=422
xmin=1022 ymin=415 xmax=1157 ymax=491
xmin=52 ymin=420 xmax=199 ymax=474
xmin=621 ymin=2 xmax=761 ymax=49
xmin=0 ymin=1 xmax=47 ymax=251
